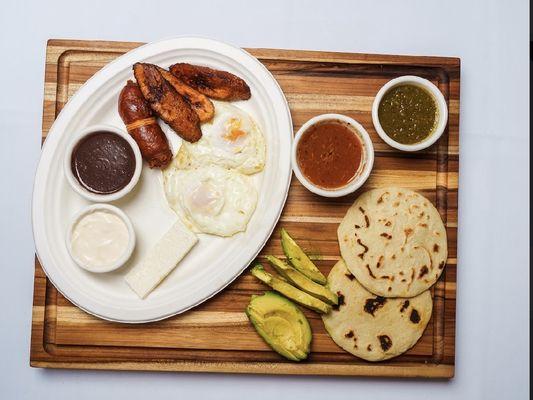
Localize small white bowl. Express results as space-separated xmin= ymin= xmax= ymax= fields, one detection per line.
xmin=64 ymin=124 xmax=142 ymax=202
xmin=292 ymin=114 xmax=374 ymax=198
xmin=66 ymin=204 xmax=136 ymax=273
xmin=372 ymin=75 xmax=448 ymax=152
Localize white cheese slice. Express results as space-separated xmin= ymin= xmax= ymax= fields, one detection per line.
xmin=125 ymin=222 xmax=198 ymax=299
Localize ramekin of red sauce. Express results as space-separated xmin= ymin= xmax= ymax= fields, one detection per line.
xmin=292 ymin=114 xmax=374 ymax=197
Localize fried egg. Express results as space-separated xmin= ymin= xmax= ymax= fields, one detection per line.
xmin=175 ymin=102 xmax=266 ymax=174
xmin=163 ymin=164 xmax=258 ymax=237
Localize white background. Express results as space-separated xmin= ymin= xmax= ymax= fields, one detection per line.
xmin=0 ymin=0 xmax=529 ymax=399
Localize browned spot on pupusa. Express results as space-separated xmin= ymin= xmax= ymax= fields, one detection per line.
xmin=376 ymin=256 xmax=384 ymax=269
xmin=354 ymin=224 xmax=361 ymax=229
xmin=400 ymin=300 xmax=410 ymax=312
xmin=345 ymin=272 xmax=355 ymax=281
xmin=385 ymin=221 xmax=392 ymax=227
xmin=332 ymin=292 xmax=345 ymax=311
xmin=366 ymin=264 xmax=376 ymax=279
xmin=433 ymin=244 xmax=440 ymax=253
xmin=392 ymin=254 xmax=397 ymax=260
xmin=438 ymin=261 xmax=446 ymax=269
xmin=404 ymin=228 xmax=413 ymax=239
xmin=407 ymin=268 xmax=415 ymax=289
xmin=364 ymin=296 xmax=386 ymax=316
xmin=410 ymin=309 xmax=421 ymax=323
xmin=357 ymin=206 xmax=370 ymax=228
xmin=357 ymin=239 xmax=369 ymax=259
xmin=367 ymin=344 xmax=372 ymax=351
xmin=418 ymin=265 xmax=429 ymax=278
xmin=377 ymin=191 xmax=389 ymax=204
xmin=378 ymin=335 xmax=392 ymax=351
xmin=393 ymin=201 xmax=400 ymax=207
xmin=380 ymin=233 xmax=392 ymax=240
xmin=419 ymin=223 xmax=428 ymax=228
xmin=345 ymin=330 xmax=354 ymax=338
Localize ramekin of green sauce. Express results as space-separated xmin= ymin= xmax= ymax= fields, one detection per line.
xmin=372 ymin=76 xmax=448 ymax=151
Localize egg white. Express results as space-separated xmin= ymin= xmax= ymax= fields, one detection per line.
xmin=174 ymin=102 xmax=266 ymax=174
xmin=163 ymin=164 xmax=258 ymax=237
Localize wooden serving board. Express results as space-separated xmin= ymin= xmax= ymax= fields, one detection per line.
xmin=31 ymin=39 xmax=459 ymax=378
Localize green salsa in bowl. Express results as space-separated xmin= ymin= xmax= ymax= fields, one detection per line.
xmin=372 ymin=76 xmax=448 ymax=151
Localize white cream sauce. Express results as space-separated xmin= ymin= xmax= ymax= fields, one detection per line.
xmin=70 ymin=210 xmax=129 ymax=271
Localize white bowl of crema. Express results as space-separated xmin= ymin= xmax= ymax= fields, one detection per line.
xmin=66 ymin=204 xmax=136 ymax=273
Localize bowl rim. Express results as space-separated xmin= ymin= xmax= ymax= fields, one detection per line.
xmin=291 ymin=113 xmax=374 ymax=198
xmin=65 ymin=203 xmax=136 ymax=273
xmin=371 ymin=75 xmax=448 ymax=152
xmin=63 ymin=124 xmax=143 ymax=202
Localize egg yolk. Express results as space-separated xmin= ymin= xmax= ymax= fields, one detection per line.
xmin=188 ymin=181 xmax=224 ymax=216
xmin=223 ymin=118 xmax=247 ymax=142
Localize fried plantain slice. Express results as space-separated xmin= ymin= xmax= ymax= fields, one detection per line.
xmin=169 ymin=63 xmax=251 ymax=101
xmin=133 ymin=63 xmax=202 ymax=143
xmin=157 ymin=66 xmax=214 ymax=123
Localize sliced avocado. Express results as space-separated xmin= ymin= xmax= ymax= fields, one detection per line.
xmin=266 ymin=255 xmax=338 ymax=305
xmin=280 ymin=228 xmax=327 ymax=285
xmin=245 ymin=291 xmax=312 ymax=361
xmin=250 ymin=264 xmax=331 ymax=314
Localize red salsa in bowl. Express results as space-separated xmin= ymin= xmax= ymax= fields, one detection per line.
xmin=296 ymin=120 xmax=364 ymax=189
xmin=292 ymin=115 xmax=374 ymax=198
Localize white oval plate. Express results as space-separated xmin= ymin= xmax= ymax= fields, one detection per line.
xmin=32 ymin=37 xmax=292 ymax=323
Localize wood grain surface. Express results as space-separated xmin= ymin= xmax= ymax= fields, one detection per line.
xmin=31 ymin=39 xmax=459 ymax=378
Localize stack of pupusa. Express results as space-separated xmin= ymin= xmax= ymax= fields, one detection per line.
xmin=163 ymin=102 xmax=266 ymax=237
xmin=323 ymin=187 xmax=448 ymax=361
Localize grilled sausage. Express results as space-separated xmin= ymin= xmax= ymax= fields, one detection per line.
xmin=169 ymin=63 xmax=251 ymax=101
xmin=118 ymin=80 xmax=172 ymax=168
xmin=133 ymin=63 xmax=202 ymax=143
xmin=157 ymin=67 xmax=214 ymax=123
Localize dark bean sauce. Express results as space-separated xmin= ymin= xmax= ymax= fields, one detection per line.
xmin=71 ymin=131 xmax=136 ymax=194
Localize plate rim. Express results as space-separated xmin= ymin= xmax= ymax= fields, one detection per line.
xmin=31 ymin=36 xmax=293 ymax=323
